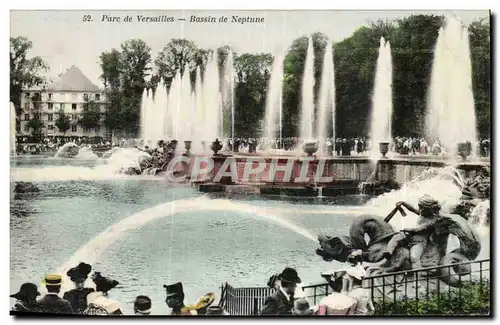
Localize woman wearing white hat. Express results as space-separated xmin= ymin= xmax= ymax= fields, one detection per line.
xmin=344 ymin=266 xmax=374 ymax=315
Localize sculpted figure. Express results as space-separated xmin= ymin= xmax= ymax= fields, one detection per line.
xmin=316 ymin=194 xmax=481 ymax=287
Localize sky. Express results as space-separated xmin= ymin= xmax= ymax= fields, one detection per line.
xmin=10 ymin=10 xmax=489 ymax=88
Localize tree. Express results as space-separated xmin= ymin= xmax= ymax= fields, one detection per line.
xmin=100 ymin=50 xmax=123 ymax=133
xmin=99 ymin=39 xmax=151 ymax=137
xmin=154 ymin=39 xmax=211 ymax=89
xmin=99 ymin=49 xmax=122 ymax=89
xmin=120 ymin=39 xmax=151 ymax=136
xmin=55 ymin=109 xmax=70 ymax=134
xmin=468 ymin=19 xmax=490 ymax=139
xmin=26 ymin=112 xmax=44 ymax=140
xmin=79 ymin=100 xmax=102 ymax=130
xmin=10 ymin=36 xmax=48 ymax=115
xmin=233 ymin=53 xmax=274 ymax=137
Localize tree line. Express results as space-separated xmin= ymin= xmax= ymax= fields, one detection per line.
xmin=10 ymin=14 xmax=491 ymax=140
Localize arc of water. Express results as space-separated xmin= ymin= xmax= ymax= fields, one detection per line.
xmin=56 ymin=197 xmax=319 ymax=290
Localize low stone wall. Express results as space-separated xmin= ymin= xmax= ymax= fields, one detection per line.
xmin=174 ymin=155 xmax=489 ymax=196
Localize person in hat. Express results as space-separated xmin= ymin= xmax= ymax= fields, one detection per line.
xmin=63 ymin=262 xmax=95 ymax=314
xmin=10 ymin=282 xmax=41 ymax=313
xmin=81 ymin=271 xmax=122 ymax=315
xmin=315 ymin=275 xmax=357 ymax=316
xmin=397 ymin=194 xmax=442 ymax=267
xmin=345 ymin=267 xmax=374 ymax=315
xmin=83 ymin=291 xmax=122 ymax=315
xmin=91 ymin=271 xmax=119 ymax=294
xmin=164 ymin=282 xmax=197 ymax=315
xmin=260 ymin=267 xmax=301 ymax=315
xmin=292 ymin=298 xmax=313 ymax=316
xmin=134 ymin=295 xmax=152 ymax=315
xmin=37 ymin=274 xmax=73 ymax=314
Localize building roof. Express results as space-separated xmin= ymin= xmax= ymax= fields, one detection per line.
xmin=47 ymin=66 xmax=100 ymax=92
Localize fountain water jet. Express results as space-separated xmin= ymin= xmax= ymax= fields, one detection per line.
xmin=263 ymin=55 xmax=284 ymax=145
xmin=223 ymin=50 xmax=237 ymax=146
xmin=10 ymin=102 xmax=16 ymax=156
xmin=317 ymin=41 xmax=336 ymax=153
xmin=426 ymin=16 xmax=478 ymax=157
xmin=369 ymin=37 xmax=393 ymax=159
xmin=300 ymin=36 xmax=315 ymax=141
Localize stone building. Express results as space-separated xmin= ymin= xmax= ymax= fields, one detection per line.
xmin=19 ymin=66 xmax=108 ymax=138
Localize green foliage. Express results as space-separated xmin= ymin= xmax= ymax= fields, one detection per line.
xmin=55 ymin=109 xmax=71 ymax=134
xmin=374 ymin=281 xmax=490 ymax=315
xmin=233 ymin=53 xmax=274 ymax=137
xmin=468 ymin=19 xmax=490 ymax=138
xmin=10 ymin=36 xmax=48 ymax=115
xmin=99 ymin=39 xmax=152 ymax=136
xmin=26 ymin=113 xmax=44 ymax=139
xmin=94 ymin=14 xmax=491 ymax=139
xmin=79 ymin=100 xmax=102 ymax=130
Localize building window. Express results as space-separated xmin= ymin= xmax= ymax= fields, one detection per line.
xmin=48 ymin=125 xmax=54 ymax=131
xmin=84 ymin=94 xmax=89 ymax=101
xmin=48 ymin=114 xmax=53 ymax=121
xmin=95 ymin=126 xmax=100 ymax=132
xmin=95 ymin=94 xmax=101 ymax=101
xmin=72 ymin=104 xmax=77 ymax=110
xmin=48 ymin=103 xmax=54 ymax=110
xmin=24 ymin=114 xmax=29 ymax=121
xmin=60 ymin=103 xmax=64 ymax=110
xmin=71 ymin=125 xmax=77 ymax=132
xmin=48 ymin=93 xmax=52 ymax=100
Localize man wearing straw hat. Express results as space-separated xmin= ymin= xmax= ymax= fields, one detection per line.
xmin=37 ymin=274 xmax=73 ymax=314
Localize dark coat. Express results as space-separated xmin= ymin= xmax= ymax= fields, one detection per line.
xmin=37 ymin=293 xmax=73 ymax=315
xmin=260 ymin=290 xmax=293 ymax=315
xmin=11 ymin=301 xmax=41 ymax=313
xmin=63 ymin=288 xmax=95 ymax=314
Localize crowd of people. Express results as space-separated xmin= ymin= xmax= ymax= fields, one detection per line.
xmin=15 ymin=135 xmax=490 ymax=158
xmin=10 ymin=252 xmax=375 ymax=316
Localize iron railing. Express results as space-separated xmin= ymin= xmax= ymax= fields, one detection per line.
xmin=367 ymin=258 xmax=490 ymax=315
xmin=218 ymin=258 xmax=490 ymax=315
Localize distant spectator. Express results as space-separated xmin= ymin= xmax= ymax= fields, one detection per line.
xmin=134 ymin=295 xmax=152 ymax=316
xmin=37 ymin=274 xmax=73 ymax=314
xmin=10 ymin=283 xmax=41 ymax=313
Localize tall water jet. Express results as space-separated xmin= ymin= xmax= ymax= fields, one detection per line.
xmin=264 ymin=55 xmax=284 ymax=144
xmin=194 ymin=67 xmax=204 ymax=152
xmin=155 ymin=78 xmax=168 ymax=142
xmin=179 ymin=64 xmax=193 ymax=141
xmin=224 ymin=50 xmax=237 ymax=146
xmin=426 ymin=16 xmax=478 ymax=156
xmin=317 ymin=41 xmax=336 ymax=153
xmin=10 ymin=102 xmax=16 ymax=156
xmin=203 ymin=51 xmax=221 ymax=142
xmin=300 ymin=36 xmax=315 ymax=141
xmin=140 ymin=88 xmax=148 ymax=143
xmin=369 ymin=37 xmax=393 ymax=158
